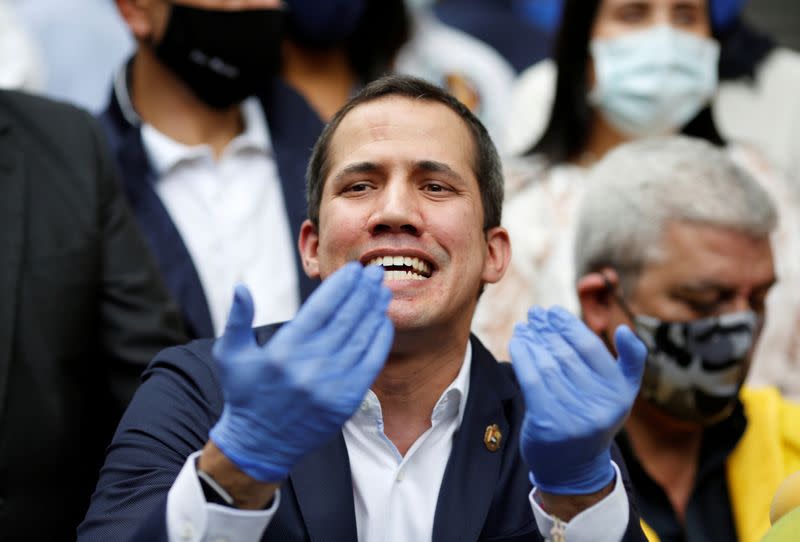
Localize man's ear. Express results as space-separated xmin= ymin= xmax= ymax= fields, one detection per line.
xmin=576 ymin=268 xmax=619 ymax=336
xmin=116 ymin=0 xmax=159 ymax=41
xmin=298 ymin=219 xmax=321 ymax=279
xmin=481 ymin=226 xmax=511 ymax=285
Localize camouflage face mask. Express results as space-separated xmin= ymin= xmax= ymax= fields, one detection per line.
xmin=602 ymin=274 xmax=758 ymax=425
xmin=630 ymin=310 xmax=758 ymax=425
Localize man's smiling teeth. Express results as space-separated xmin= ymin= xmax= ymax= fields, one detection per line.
xmin=367 ymin=256 xmax=431 ymax=280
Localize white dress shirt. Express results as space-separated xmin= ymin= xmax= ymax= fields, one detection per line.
xmin=165 ymin=343 xmax=630 ymax=541
xmin=343 ymin=343 xmax=473 ymax=542
xmin=140 ymin=98 xmax=300 ymax=335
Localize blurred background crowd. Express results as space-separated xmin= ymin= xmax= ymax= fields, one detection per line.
xmin=1 ymin=0 xmax=799 ymax=539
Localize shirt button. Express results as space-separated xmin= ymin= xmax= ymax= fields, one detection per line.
xmin=396 ymin=469 xmax=405 ymax=482
xmin=360 ymin=401 xmax=370 ymax=412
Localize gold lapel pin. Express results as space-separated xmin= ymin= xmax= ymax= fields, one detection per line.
xmin=484 ymin=424 xmax=502 ymax=452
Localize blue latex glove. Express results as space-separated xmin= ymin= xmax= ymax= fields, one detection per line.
xmin=209 ymin=262 xmax=394 ymax=482
xmin=509 ymin=306 xmax=646 ymax=495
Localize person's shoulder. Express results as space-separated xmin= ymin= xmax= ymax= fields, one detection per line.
xmin=0 ymin=89 xmax=103 ymax=169
xmin=0 ymin=89 xmax=93 ymax=128
xmin=140 ymin=324 xmax=287 ymax=409
xmin=502 ymin=156 xmax=582 ymax=235
xmin=740 ymin=385 xmax=792 ymax=409
xmin=147 ymin=323 xmax=285 ymax=377
xmin=470 ymin=334 xmax=522 ymax=394
xmin=146 ymin=336 xmax=218 ymax=381
xmin=502 ymin=154 xmax=553 ymax=198
xmin=740 ymin=386 xmax=800 ymax=446
xmin=758 ymin=47 xmax=800 ymax=83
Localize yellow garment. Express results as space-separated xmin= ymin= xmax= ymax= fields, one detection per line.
xmin=640 ymin=387 xmax=800 ymax=542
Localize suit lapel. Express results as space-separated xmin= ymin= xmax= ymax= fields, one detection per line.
xmin=432 ymin=337 xmax=514 ymax=542
xmin=0 ymin=117 xmax=25 ymax=422
xmin=259 ymin=80 xmax=323 ymax=303
xmin=289 ymin=433 xmax=359 ymax=542
xmin=99 ymin=94 xmax=214 ymax=339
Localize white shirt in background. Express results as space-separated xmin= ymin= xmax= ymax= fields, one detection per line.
xmin=141 ymin=97 xmax=300 ymax=336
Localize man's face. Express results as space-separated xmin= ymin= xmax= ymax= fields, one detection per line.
xmin=619 ymin=221 xmax=775 ymax=332
xmin=299 ymin=97 xmax=509 ymax=337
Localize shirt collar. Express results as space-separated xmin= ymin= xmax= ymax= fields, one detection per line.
xmin=113 ymin=63 xmax=140 ymax=127
xmin=357 ymin=341 xmax=472 ymax=428
xmin=115 ymin=64 xmax=273 ymax=176
xmin=140 ymin=97 xmax=272 ymax=177
xmin=433 ymin=341 xmax=472 ymax=426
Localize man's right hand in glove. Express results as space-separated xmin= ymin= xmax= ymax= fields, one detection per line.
xmin=198 ymin=262 xmax=394 ymax=507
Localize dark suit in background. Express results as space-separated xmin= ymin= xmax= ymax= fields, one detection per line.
xmin=0 ymin=90 xmax=187 ymax=541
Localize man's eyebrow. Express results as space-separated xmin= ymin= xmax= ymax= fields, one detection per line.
xmin=672 ymin=277 xmax=778 ymax=294
xmin=673 ymin=281 xmax=731 ymax=292
xmin=332 ymin=160 xmax=465 ymax=182
xmin=416 ymin=160 xmax=464 ymax=181
xmin=670 ymin=281 xmax=735 ymax=297
xmin=332 ymin=162 xmax=381 ymax=183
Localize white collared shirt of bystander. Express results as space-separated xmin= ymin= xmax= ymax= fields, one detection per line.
xmin=141 ymin=97 xmax=300 ymax=336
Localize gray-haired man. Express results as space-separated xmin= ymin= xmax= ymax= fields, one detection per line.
xmin=574 ymin=135 xmax=800 ymax=542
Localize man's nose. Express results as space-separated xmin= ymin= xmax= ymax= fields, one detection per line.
xmin=730 ymin=295 xmax=752 ymax=314
xmin=650 ymin=7 xmax=674 ymax=28
xmin=368 ymin=181 xmax=421 ymax=236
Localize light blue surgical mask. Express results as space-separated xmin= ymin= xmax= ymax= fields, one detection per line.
xmin=588 ymin=25 xmax=720 ymax=138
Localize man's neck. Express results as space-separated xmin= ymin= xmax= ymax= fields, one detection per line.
xmin=130 ymin=46 xmax=244 ymax=159
xmin=372 ymin=330 xmax=470 ymax=456
xmin=625 ymin=399 xmax=704 ymax=524
xmin=281 ymin=40 xmax=356 ymax=122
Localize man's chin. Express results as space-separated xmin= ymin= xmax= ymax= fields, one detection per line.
xmin=386 ymin=310 xmax=428 ymax=332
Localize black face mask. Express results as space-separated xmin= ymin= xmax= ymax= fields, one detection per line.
xmin=155 ymin=4 xmax=285 ymax=110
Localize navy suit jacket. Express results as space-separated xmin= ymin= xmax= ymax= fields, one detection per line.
xmin=98 ymin=71 xmax=321 ymax=339
xmin=79 ymin=327 xmax=646 ymax=541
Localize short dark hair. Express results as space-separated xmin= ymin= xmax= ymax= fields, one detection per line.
xmin=527 ymin=0 xmax=725 ymax=163
xmin=306 ymin=74 xmax=504 ymax=230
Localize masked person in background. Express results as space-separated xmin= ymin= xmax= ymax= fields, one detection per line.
xmin=573 ymin=135 xmax=800 ymax=542
xmin=508 ymin=0 xmax=800 ymax=186
xmin=102 ymin=0 xmax=409 ymax=339
xmin=472 ymin=0 xmax=800 ymax=402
